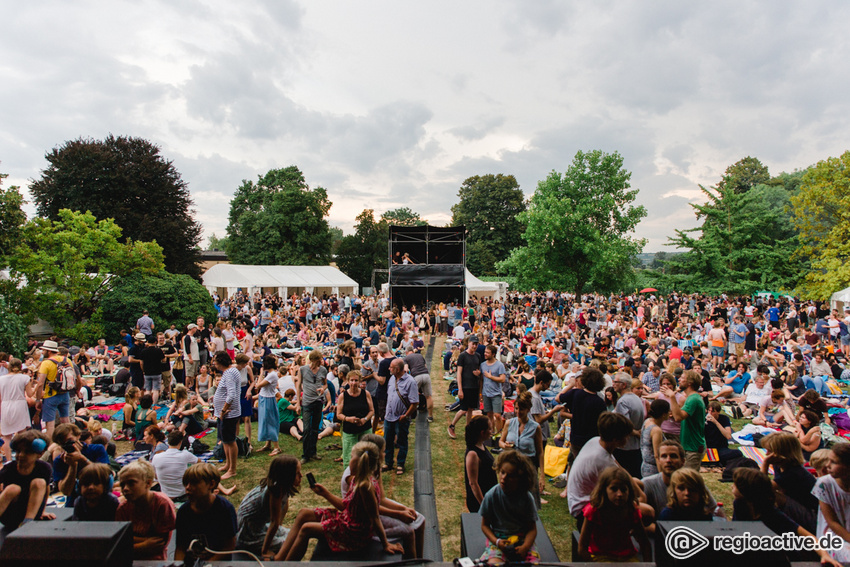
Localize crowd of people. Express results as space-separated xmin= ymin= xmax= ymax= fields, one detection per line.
xmin=0 ymin=289 xmax=850 ymax=563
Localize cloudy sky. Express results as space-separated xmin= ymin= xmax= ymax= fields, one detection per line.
xmin=2 ymin=1 xmax=849 ymax=252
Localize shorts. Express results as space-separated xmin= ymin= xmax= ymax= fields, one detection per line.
xmin=413 ymin=373 xmax=432 ymax=397
xmin=842 ymin=334 xmax=850 ymax=346
xmin=460 ymin=388 xmax=480 ymax=411
xmin=733 ymin=342 xmax=744 ymax=357
xmin=710 ymin=346 xmax=725 ymax=357
xmin=161 ymin=370 xmax=173 ymax=392
xmin=144 ymin=374 xmax=162 ymax=393
xmin=483 ymin=395 xmax=503 ymax=414
xmin=683 ymin=448 xmax=705 ymax=470
xmin=184 ymin=360 xmax=199 ymax=378
xmin=218 ymin=416 xmax=239 ymax=443
xmin=41 ymin=392 xmax=70 ymax=422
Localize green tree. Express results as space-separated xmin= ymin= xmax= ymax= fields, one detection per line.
xmin=336 ymin=209 xmax=389 ymax=288
xmin=6 ymin=209 xmax=164 ymax=339
xmin=497 ymin=150 xmax=646 ymax=296
xmin=29 ymin=135 xmax=202 ymax=277
xmin=717 ymin=156 xmax=770 ymax=194
xmin=662 ymin=167 xmax=801 ymax=295
xmin=207 ymin=233 xmax=229 ymax=251
xmin=790 ymin=151 xmax=850 ymax=299
xmin=450 ymin=174 xmax=526 ymax=275
xmin=0 ymin=169 xmax=27 ymax=264
xmin=381 ymin=207 xmax=427 ymax=226
xmin=98 ymin=271 xmax=217 ymax=341
xmin=329 ymin=226 xmax=344 ymax=254
xmin=225 ymin=166 xmax=333 ymax=265
xmin=0 ymin=296 xmax=28 ymax=356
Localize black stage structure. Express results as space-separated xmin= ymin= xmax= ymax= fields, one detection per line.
xmin=388 ymin=225 xmax=465 ymax=308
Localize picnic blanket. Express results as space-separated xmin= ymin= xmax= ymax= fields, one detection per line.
xmin=114 ymin=449 xmax=150 ymax=467
xmin=731 ymin=424 xmax=776 ymax=446
xmin=192 ymin=428 xmax=213 ymax=440
xmin=739 ymin=446 xmax=773 ymax=474
xmin=701 ymin=448 xmax=721 ymax=463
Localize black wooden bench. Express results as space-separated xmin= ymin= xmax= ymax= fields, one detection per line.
xmin=459 ymin=512 xmax=559 ymax=562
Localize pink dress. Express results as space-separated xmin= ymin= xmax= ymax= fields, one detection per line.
xmin=315 ymin=483 xmax=375 ymax=552
xmin=0 ymin=373 xmax=31 ymax=436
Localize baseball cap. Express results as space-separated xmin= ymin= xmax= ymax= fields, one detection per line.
xmin=469 ymin=335 xmax=480 ymax=343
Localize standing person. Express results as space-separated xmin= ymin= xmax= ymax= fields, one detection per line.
xmin=298 ymin=350 xmax=328 ymax=465
xmin=182 ymin=324 xmax=200 ymax=391
xmin=336 ymin=371 xmax=374 ymax=467
xmin=0 ymin=358 xmax=36 ymax=463
xmin=234 ymin=353 xmax=256 ymax=442
xmin=137 ymin=310 xmax=155 ymax=339
xmin=158 ymin=332 xmax=178 ymax=395
xmin=499 ymin=388 xmax=545 ymax=506
xmin=729 ymin=315 xmax=748 ymax=360
xmin=196 ymin=317 xmax=210 ymax=370
xmin=465 ymin=415 xmax=497 ymax=513
xmin=480 ymin=345 xmax=508 ymax=436
xmin=640 ymin=399 xmax=670 ymax=478
xmin=708 ymin=319 xmax=727 ymax=371
xmin=660 ymin=370 xmax=706 ymax=470
xmin=384 ymin=358 xmax=419 ymax=475
xmin=558 ymin=367 xmax=607 ymax=472
xmin=139 ymin=335 xmax=165 ymax=404
xmin=256 ymin=356 xmax=281 ymax=456
xmin=212 ymin=351 xmax=241 ymax=480
xmin=448 ymin=336 xmax=482 ymax=440
xmin=34 ymin=341 xmax=78 ymax=440
xmin=372 ymin=343 xmax=394 ymax=433
xmin=612 ymin=373 xmax=645 ymax=478
xmin=404 ymin=346 xmax=433 ymax=423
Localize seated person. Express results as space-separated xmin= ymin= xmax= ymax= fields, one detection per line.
xmin=116 ymin=459 xmax=176 ymax=560
xmin=72 ymin=463 xmax=118 ymax=521
xmin=151 ymin=430 xmax=202 ymax=501
xmin=705 ymin=401 xmax=744 ymax=464
xmin=711 ymin=362 xmax=751 ymax=400
xmin=760 ymin=432 xmax=818 ymax=533
xmin=753 ymin=389 xmax=795 ymax=426
xmin=52 ymin=423 xmax=111 ymax=508
xmin=733 ymin=367 xmax=773 ymax=417
xmin=0 ymin=431 xmax=52 ymax=530
xmin=658 ymin=468 xmax=715 ymax=521
xmin=175 ymin=463 xmax=237 ymax=564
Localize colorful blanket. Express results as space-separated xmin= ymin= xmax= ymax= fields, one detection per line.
xmin=739 ymin=446 xmax=773 ymax=474
xmin=701 ymin=448 xmax=721 ymax=463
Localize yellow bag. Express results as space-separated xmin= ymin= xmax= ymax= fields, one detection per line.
xmin=543 ymin=444 xmax=570 ymax=477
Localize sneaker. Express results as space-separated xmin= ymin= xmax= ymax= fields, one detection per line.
xmin=447 ymin=424 xmax=457 ymax=439
xmin=427 ymin=416 xmax=434 ymax=423
xmin=300 ymin=457 xmax=309 ymax=465
xmin=311 ymin=454 xmax=323 ymax=461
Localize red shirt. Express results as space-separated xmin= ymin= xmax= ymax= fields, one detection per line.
xmin=582 ymin=502 xmax=641 ymax=558
xmin=116 ymin=491 xmax=176 ymax=560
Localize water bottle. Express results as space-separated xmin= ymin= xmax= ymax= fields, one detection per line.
xmin=714 ymin=502 xmax=726 ymax=520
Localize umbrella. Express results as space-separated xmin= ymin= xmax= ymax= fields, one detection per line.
xmin=639 ymin=288 xmax=658 ymax=293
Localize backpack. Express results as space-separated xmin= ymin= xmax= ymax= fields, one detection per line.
xmin=49 ymin=357 xmax=78 ymax=393
xmin=235 ymin=435 xmax=252 ymax=457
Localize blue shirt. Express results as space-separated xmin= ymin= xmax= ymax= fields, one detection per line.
xmin=479 ymin=484 xmax=538 ymax=538
xmin=385 ymin=373 xmax=419 ymax=422
xmin=729 ymin=323 xmax=747 ymax=344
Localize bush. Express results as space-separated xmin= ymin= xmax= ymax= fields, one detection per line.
xmin=98 ymin=271 xmax=217 ymax=342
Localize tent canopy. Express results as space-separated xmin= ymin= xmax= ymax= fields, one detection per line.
xmin=464 ymin=269 xmax=508 ymax=301
xmin=831 ymin=286 xmax=850 ymax=312
xmin=203 ymin=264 xmax=359 ymax=299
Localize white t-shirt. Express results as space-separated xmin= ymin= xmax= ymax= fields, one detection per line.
xmin=566 ymin=437 xmax=617 ymax=516
xmin=260 ymin=370 xmax=279 ymax=398
xmin=277 ymin=374 xmax=296 ymax=397
xmin=744 ymin=382 xmax=772 ymax=405
xmin=151 ymin=448 xmax=200 ymax=498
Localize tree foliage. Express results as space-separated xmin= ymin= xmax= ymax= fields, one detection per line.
xmin=791 ymin=151 xmax=850 ymax=299
xmin=335 ymin=209 xmax=389 ymax=289
xmin=450 ymin=174 xmax=526 ymax=276
xmin=0 ymin=296 xmax=28 ymax=357
xmin=717 ymin=156 xmax=770 ymax=194
xmin=0 ymin=169 xmax=27 ymax=265
xmin=225 ymin=166 xmax=333 ymax=265
xmin=497 ymin=150 xmax=646 ymax=296
xmin=207 ymin=233 xmax=229 ymax=251
xmin=98 ymin=271 xmax=218 ymax=341
xmin=6 ymin=209 xmax=164 ymax=340
xmin=662 ymin=163 xmax=801 ymax=295
xmin=381 ymin=207 xmax=427 ymax=227
xmin=29 ymin=135 xmax=202 ymax=277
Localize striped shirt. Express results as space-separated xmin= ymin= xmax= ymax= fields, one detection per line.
xmin=214 ymin=366 xmax=242 ymax=419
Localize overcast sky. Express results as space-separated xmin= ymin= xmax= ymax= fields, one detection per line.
xmin=2 ymin=1 xmax=849 ymax=252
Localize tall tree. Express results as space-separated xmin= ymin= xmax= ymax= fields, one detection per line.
xmin=29 ymin=135 xmax=202 ymax=277
xmin=450 ymin=174 xmax=526 ymax=275
xmin=329 ymin=226 xmax=344 ymax=254
xmin=497 ymin=150 xmax=646 ymax=296
xmin=6 ymin=209 xmax=164 ymax=339
xmin=335 ymin=209 xmax=389 ymax=288
xmin=662 ymin=163 xmax=801 ymax=295
xmin=206 ymin=233 xmax=229 ymax=251
xmin=717 ymin=156 xmax=770 ymax=194
xmin=0 ymin=169 xmax=26 ymax=265
xmin=381 ymin=207 xmax=427 ymax=226
xmin=225 ymin=166 xmax=333 ymax=265
xmin=790 ymin=151 xmax=850 ymax=299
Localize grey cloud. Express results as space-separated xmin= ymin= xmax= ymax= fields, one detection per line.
xmin=448 ymin=116 xmax=505 ymax=141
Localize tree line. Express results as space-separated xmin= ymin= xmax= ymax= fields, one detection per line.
xmin=2 ymin=134 xmax=849 ymax=353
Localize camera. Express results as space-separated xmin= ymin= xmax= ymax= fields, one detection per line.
xmin=63 ymin=440 xmax=77 ymax=453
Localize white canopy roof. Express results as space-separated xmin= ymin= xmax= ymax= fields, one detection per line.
xmin=831 ymin=286 xmax=850 ymax=311
xmin=464 ymin=269 xmax=508 ymax=300
xmin=203 ymin=264 xmax=358 ymax=298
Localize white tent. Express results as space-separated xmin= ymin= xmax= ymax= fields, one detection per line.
xmin=203 ymin=264 xmax=359 ymax=299
xmin=831 ymin=286 xmax=850 ymax=313
xmin=464 ymin=269 xmax=508 ymax=302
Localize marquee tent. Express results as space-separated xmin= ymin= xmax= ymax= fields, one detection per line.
xmin=465 ymin=269 xmax=508 ymax=302
xmin=831 ymin=286 xmax=850 ymax=313
xmin=203 ymin=264 xmax=359 ymax=299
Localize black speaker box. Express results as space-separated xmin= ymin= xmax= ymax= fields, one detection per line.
xmin=0 ymin=520 xmax=133 ymax=567
xmin=656 ymin=521 xmax=790 ymax=567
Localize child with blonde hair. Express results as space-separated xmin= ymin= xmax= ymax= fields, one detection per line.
xmin=116 ymin=459 xmax=176 ymax=560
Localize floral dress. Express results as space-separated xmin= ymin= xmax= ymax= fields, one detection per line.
xmin=315 ymin=482 xmax=375 ymax=551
